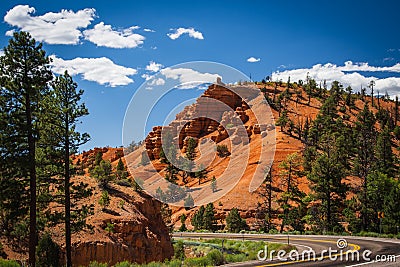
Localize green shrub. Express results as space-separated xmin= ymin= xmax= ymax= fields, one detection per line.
xmin=216 ymin=145 xmax=230 ymax=158
xmin=36 ymin=233 xmax=60 ymax=267
xmin=99 ymin=191 xmax=110 ymax=210
xmin=105 ymin=223 xmax=115 ymax=234
xmin=183 ymin=257 xmax=210 ymax=267
xmin=165 ymin=259 xmax=181 ymax=267
xmin=114 ymin=261 xmax=133 ymax=267
xmin=173 ymin=240 xmax=185 ymax=260
xmin=206 ymin=249 xmax=225 ymax=265
xmin=0 ymin=259 xmax=20 ymax=267
xmin=116 ymin=179 xmax=132 ymax=187
xmin=268 ymin=228 xmax=279 ymax=234
xmin=88 ymin=262 xmax=108 ymax=267
xmin=225 ymin=253 xmax=247 ymax=263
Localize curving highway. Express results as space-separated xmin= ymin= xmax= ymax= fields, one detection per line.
xmin=173 ymin=232 xmax=400 ymax=267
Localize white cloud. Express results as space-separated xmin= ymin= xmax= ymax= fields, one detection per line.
xmin=148 ymin=78 xmax=165 ymax=86
xmin=50 ymin=56 xmax=137 ymax=87
xmin=167 ymin=27 xmax=204 ymax=40
xmin=83 ymin=22 xmax=145 ymax=48
xmin=272 ymin=61 xmax=400 ymax=97
xmin=144 ymin=28 xmax=155 ymax=32
xmin=141 ymin=73 xmax=152 ymax=81
xmin=247 ymin=57 xmax=260 ymax=63
xmin=145 ymin=61 xmax=163 ymax=72
xmin=4 ymin=5 xmax=95 ymax=44
xmin=160 ymin=67 xmax=220 ymax=89
xmin=5 ymin=29 xmax=15 ymax=36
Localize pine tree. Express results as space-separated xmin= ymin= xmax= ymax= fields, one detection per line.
xmin=179 ymin=214 xmax=187 ymax=232
xmin=226 ymin=208 xmax=247 ymax=233
xmin=195 ymin=164 xmax=208 ymax=185
xmin=395 ymin=96 xmax=399 ymax=125
xmin=91 ymin=160 xmax=113 ymax=188
xmin=277 ymin=153 xmax=304 ymax=232
xmin=191 ymin=206 xmax=205 ymax=230
xmin=374 ymin=124 xmax=394 ymax=176
xmin=353 ymin=103 xmax=376 ymax=230
xmin=116 ymin=158 xmax=128 ymax=180
xmin=185 ymin=137 xmax=197 ymax=173
xmin=203 ymin=203 xmax=217 ymax=231
xmin=94 ymin=151 xmax=103 ymax=167
xmin=0 ymin=31 xmax=52 ymax=266
xmin=211 ymin=176 xmax=217 ymax=193
xmin=307 ymin=135 xmax=348 ymax=232
xmin=44 ymin=71 xmax=90 ymax=266
xmin=256 ymin=169 xmax=276 ymax=232
xmin=369 ymin=80 xmax=375 ymax=107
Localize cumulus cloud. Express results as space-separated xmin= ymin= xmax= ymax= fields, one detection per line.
xmin=144 ymin=28 xmax=155 ymax=32
xmin=145 ymin=61 xmax=163 ymax=72
xmin=141 ymin=73 xmax=152 ymax=81
xmin=247 ymin=57 xmax=260 ymax=63
xmin=160 ymin=67 xmax=220 ymax=89
xmin=50 ymin=56 xmax=137 ymax=87
xmin=83 ymin=22 xmax=145 ymax=48
xmin=272 ymin=61 xmax=400 ymax=97
xmin=4 ymin=5 xmax=95 ymax=44
xmin=167 ymin=27 xmax=204 ymax=40
xmin=148 ymin=78 xmax=166 ymax=86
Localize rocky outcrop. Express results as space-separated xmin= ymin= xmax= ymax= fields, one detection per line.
xmin=69 ymin=193 xmax=173 ymax=266
xmin=144 ymin=82 xmax=258 ymax=160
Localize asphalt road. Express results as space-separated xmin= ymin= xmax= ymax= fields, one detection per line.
xmin=173 ymin=232 xmax=400 ymax=267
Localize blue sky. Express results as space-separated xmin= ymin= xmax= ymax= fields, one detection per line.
xmin=1 ymin=0 xmax=400 ymax=151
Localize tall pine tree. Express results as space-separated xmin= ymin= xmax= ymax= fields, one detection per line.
xmin=0 ymin=31 xmax=52 ymax=266
xmin=46 ymin=71 xmax=90 ymax=266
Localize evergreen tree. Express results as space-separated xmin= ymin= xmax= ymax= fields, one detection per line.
xmin=256 ymin=169 xmax=276 ymax=232
xmin=94 ymin=151 xmax=103 ymax=167
xmin=195 ymin=164 xmax=208 ymax=185
xmin=0 ymin=31 xmax=52 ymax=266
xmin=185 ymin=137 xmax=197 ymax=173
xmin=366 ymin=171 xmax=393 ymax=232
xmin=179 ymin=214 xmax=187 ymax=232
xmin=369 ymin=80 xmax=375 ymax=107
xmin=276 ymin=110 xmax=289 ymax=132
xmin=203 ymin=203 xmax=217 ymax=231
xmin=91 ymin=160 xmax=113 ymax=188
xmin=116 ymin=158 xmax=128 ymax=180
xmin=191 ymin=206 xmax=205 ymax=230
xmin=374 ymin=125 xmax=395 ymax=176
xmin=395 ymin=96 xmax=399 ymax=125
xmin=277 ymin=153 xmax=304 ymax=232
xmin=226 ymin=208 xmax=247 ymax=233
xmin=44 ymin=71 xmax=91 ymax=266
xmin=353 ymin=103 xmax=376 ymax=230
xmin=211 ymin=176 xmax=217 ymax=193
xmin=307 ymin=135 xmax=348 ymax=232
xmin=98 ymin=191 xmax=110 ymax=210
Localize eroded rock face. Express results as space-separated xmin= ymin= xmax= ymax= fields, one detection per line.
xmin=144 ymin=83 xmax=256 ymax=160
xmin=70 ymin=194 xmax=173 ymax=266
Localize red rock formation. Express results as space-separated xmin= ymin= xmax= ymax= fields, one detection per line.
xmin=69 ymin=194 xmax=173 ymax=266
xmin=144 ymin=83 xmax=261 ymax=160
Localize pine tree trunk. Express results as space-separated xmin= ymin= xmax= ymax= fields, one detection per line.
xmin=65 ymin=115 xmax=72 ymax=267
xmin=26 ymin=92 xmax=37 ymax=267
